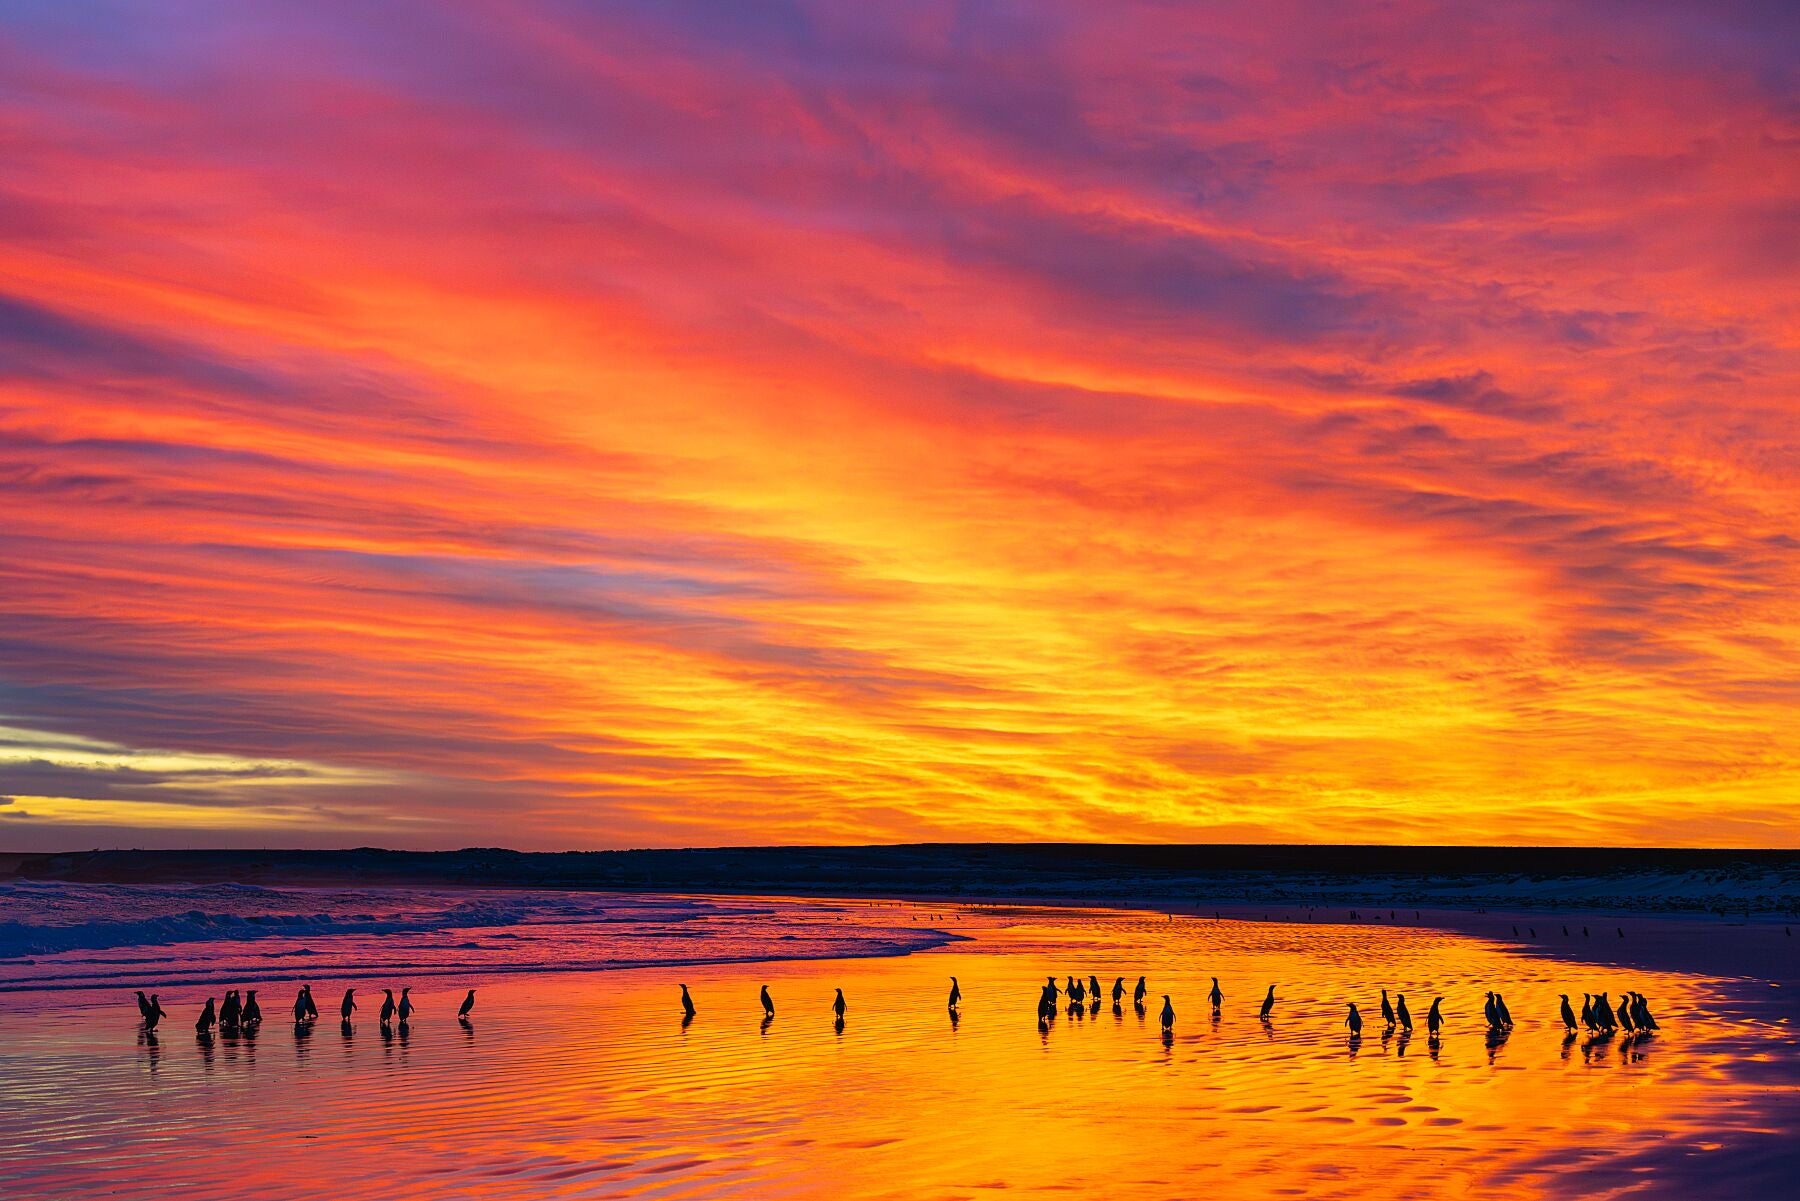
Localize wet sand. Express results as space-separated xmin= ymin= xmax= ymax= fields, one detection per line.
xmin=2 ymin=900 xmax=1796 ymax=1200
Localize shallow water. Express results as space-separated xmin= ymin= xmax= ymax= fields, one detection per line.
xmin=1 ymin=899 xmax=1795 ymax=1199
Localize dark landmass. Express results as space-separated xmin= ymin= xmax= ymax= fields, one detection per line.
xmin=5 ymin=844 xmax=1797 ymax=917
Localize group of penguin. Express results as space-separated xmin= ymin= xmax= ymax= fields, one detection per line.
xmin=1560 ymin=990 xmax=1660 ymax=1035
xmin=135 ymin=985 xmax=479 ymax=1034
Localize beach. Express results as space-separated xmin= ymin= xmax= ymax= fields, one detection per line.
xmin=1 ymin=887 xmax=1796 ymax=1199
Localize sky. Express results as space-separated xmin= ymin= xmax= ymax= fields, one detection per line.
xmin=1 ymin=1 xmax=1797 ymax=851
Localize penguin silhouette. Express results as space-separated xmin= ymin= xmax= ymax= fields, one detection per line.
xmin=1580 ymin=994 xmax=1596 ymax=1031
xmin=1635 ymin=993 xmax=1660 ymax=1030
xmin=1395 ymin=993 xmax=1413 ymax=1033
xmin=1483 ymin=992 xmax=1499 ymax=1029
xmin=457 ymin=989 xmax=476 ymax=1019
xmin=680 ymin=984 xmax=697 ymax=1018
xmin=378 ymin=989 xmax=397 ymax=1026
xmin=1111 ymin=977 xmax=1125 ymax=1005
xmin=832 ymin=988 xmax=847 ymax=1019
xmin=760 ymin=985 xmax=775 ymax=1018
xmin=1208 ymin=978 xmax=1223 ymax=1012
xmin=144 ymin=993 xmax=166 ymax=1031
xmin=1345 ymin=1003 xmax=1363 ymax=1035
xmin=1068 ymin=976 xmax=1084 ymax=1005
xmin=135 ymin=991 xmax=154 ymax=1022
xmin=1615 ymin=994 xmax=1634 ymax=1032
xmin=1159 ymin=995 xmax=1175 ymax=1030
xmin=196 ymin=997 xmax=217 ymax=1033
xmin=1494 ymin=993 xmax=1514 ymax=1029
xmin=1259 ymin=985 xmax=1276 ymax=1020
xmin=340 ymin=989 xmax=357 ymax=1021
xmin=293 ymin=988 xmax=310 ymax=1022
xmin=1559 ymin=994 xmax=1578 ymax=1031
xmin=397 ymin=988 xmax=413 ymax=1022
xmin=1088 ymin=976 xmax=1101 ymax=1006
xmin=219 ymin=991 xmax=241 ymax=1028
xmin=1425 ymin=997 xmax=1443 ymax=1036
xmin=1380 ymin=989 xmax=1395 ymax=1028
xmin=1133 ymin=976 xmax=1148 ymax=1006
xmin=242 ymin=990 xmax=262 ymax=1026
xmin=947 ymin=977 xmax=961 ymax=1010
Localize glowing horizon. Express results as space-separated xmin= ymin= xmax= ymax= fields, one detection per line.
xmin=2 ymin=2 xmax=1796 ymax=850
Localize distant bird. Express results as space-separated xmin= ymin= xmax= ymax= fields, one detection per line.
xmin=1380 ymin=989 xmax=1395 ymax=1028
xmin=832 ymin=988 xmax=847 ymax=1019
xmin=1562 ymin=925 xmax=1570 ymax=937
xmin=947 ymin=977 xmax=961 ymax=1010
xmin=397 ymin=988 xmax=413 ymax=1022
xmin=242 ymin=990 xmax=262 ymax=1025
xmin=1160 ymin=995 xmax=1175 ymax=1030
xmin=1259 ymin=985 xmax=1276 ymax=1019
xmin=1395 ymin=993 xmax=1413 ymax=1033
xmin=1345 ymin=1003 xmax=1363 ymax=1035
xmin=1208 ymin=978 xmax=1223 ymax=1012
xmin=196 ymin=997 xmax=217 ymax=1034
xmin=1582 ymin=927 xmax=1590 ymax=938
xmin=1617 ymin=928 xmax=1625 ymax=939
xmin=1559 ymin=994 xmax=1578 ymax=1031
xmin=1133 ymin=976 xmax=1148 ymax=1006
xmin=760 ymin=985 xmax=775 ymax=1018
xmin=457 ymin=989 xmax=476 ymax=1019
xmin=1425 ymin=997 xmax=1443 ymax=1036
xmin=340 ymin=989 xmax=357 ymax=1021
xmin=1111 ymin=977 xmax=1125 ymax=1005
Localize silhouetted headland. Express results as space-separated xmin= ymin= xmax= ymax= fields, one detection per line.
xmin=7 ymin=844 xmax=1795 ymax=918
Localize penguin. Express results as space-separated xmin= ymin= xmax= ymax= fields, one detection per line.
xmin=1345 ymin=1003 xmax=1363 ymax=1035
xmin=293 ymin=987 xmax=311 ymax=1023
xmin=760 ymin=985 xmax=775 ymax=1018
xmin=1494 ymin=993 xmax=1514 ymax=1029
xmin=1259 ymin=985 xmax=1276 ymax=1019
xmin=1560 ymin=994 xmax=1578 ymax=1031
xmin=1380 ymin=989 xmax=1395 ymax=1028
xmin=1592 ymin=992 xmax=1616 ymax=1031
xmin=219 ymin=991 xmax=242 ymax=1028
xmin=1067 ymin=976 xmax=1084 ymax=1005
xmin=135 ymin=991 xmax=155 ymax=1022
xmin=681 ymin=984 xmax=697 ymax=1018
xmin=1088 ymin=976 xmax=1102 ymax=1006
xmin=379 ymin=989 xmax=397 ymax=1026
xmin=947 ymin=977 xmax=961 ymax=1010
xmin=1208 ymin=977 xmax=1223 ymax=1012
xmin=1580 ymin=993 xmax=1595 ymax=1030
xmin=1109 ymin=976 xmax=1124 ymax=1005
xmin=457 ymin=989 xmax=475 ymax=1019
xmin=1395 ymin=993 xmax=1413 ymax=1033
xmin=242 ymin=990 xmax=262 ymax=1026
xmin=1425 ymin=997 xmax=1443 ymax=1036
xmin=397 ymin=987 xmax=413 ymax=1023
xmin=1615 ymin=994 xmax=1634 ymax=1032
xmin=147 ymin=994 xmax=166 ymax=1031
xmin=1133 ymin=976 xmax=1148 ymax=1006
xmin=196 ymin=997 xmax=217 ymax=1034
xmin=340 ymin=988 xmax=357 ymax=1021
xmin=1635 ymin=993 xmax=1660 ymax=1031
xmin=832 ymin=988 xmax=847 ymax=1019
xmin=1160 ymin=995 xmax=1175 ymax=1031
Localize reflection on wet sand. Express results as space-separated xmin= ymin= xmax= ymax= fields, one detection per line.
xmin=0 ymin=906 xmax=1795 ymax=1200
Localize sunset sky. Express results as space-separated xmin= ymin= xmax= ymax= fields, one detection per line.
xmin=2 ymin=1 xmax=1796 ymax=851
